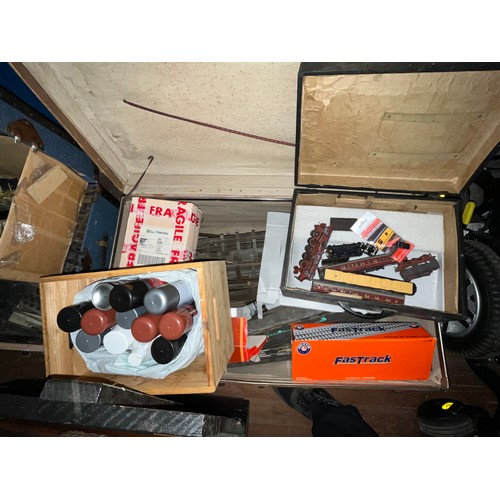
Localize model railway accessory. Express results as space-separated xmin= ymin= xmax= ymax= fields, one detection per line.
xmin=293 ymin=321 xmax=423 ymax=341
xmin=350 ymin=211 xmax=414 ymax=263
xmin=293 ymin=222 xmax=334 ymax=281
xmin=328 ymin=217 xmax=358 ymax=231
xmin=311 ymin=280 xmax=405 ymax=306
xmin=318 ymin=254 xmax=395 ymax=278
xmin=323 ymin=269 xmax=416 ymax=295
xmin=396 ymin=254 xmax=440 ymax=281
xmin=291 ymin=320 xmax=436 ymax=382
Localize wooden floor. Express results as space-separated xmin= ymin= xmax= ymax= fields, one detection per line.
xmin=215 ymin=353 xmax=498 ymax=437
xmin=0 ymin=349 xmax=497 ymax=437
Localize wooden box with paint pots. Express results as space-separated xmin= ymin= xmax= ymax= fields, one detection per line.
xmin=40 ymin=260 xmax=233 ymax=395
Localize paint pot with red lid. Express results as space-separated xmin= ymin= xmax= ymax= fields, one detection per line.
xmin=131 ymin=312 xmax=163 ymax=343
xmin=81 ymin=308 xmax=117 ymax=335
xmin=158 ymin=303 xmax=197 ymax=340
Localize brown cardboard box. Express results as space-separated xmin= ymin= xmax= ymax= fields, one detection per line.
xmin=0 ymin=149 xmax=87 ymax=282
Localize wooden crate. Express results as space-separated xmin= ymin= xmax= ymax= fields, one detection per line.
xmin=39 ymin=260 xmax=233 ymax=395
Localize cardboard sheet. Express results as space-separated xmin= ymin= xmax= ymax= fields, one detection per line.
xmin=0 ymin=149 xmax=87 ymax=282
xmin=298 ymin=71 xmax=500 ymax=194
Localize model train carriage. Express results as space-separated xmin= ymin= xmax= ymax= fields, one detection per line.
xmin=323 ymin=268 xmax=416 ymax=296
xmin=293 ymin=223 xmax=334 ymax=281
xmin=396 ymin=254 xmax=440 ymax=281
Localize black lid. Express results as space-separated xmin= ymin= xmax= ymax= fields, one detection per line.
xmin=56 ymin=301 xmax=93 ymax=332
xmin=151 ymin=334 xmax=187 ymax=365
xmin=109 ymin=281 xmax=150 ymax=312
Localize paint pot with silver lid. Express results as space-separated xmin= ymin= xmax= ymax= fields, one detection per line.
xmin=75 ymin=329 xmax=106 ymax=353
xmin=115 ymin=305 xmax=148 ymax=329
xmin=91 ymin=281 xmax=123 ymax=310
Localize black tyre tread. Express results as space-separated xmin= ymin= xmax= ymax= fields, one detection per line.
xmin=466 ymin=232 xmax=500 ymax=257
xmin=419 ymin=420 xmax=477 ymax=437
xmin=443 ymin=240 xmax=500 ymax=359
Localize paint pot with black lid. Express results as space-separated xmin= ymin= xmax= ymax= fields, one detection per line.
xmin=109 ymin=278 xmax=166 ymax=312
xmin=150 ymin=334 xmax=188 ymax=365
xmin=56 ymin=301 xmax=94 ymax=332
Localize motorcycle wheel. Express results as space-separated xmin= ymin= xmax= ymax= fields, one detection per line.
xmin=442 ymin=240 xmax=500 ymax=359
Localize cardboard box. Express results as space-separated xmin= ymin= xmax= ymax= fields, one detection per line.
xmin=0 ymin=149 xmax=87 ymax=282
xmin=39 ymin=260 xmax=233 ymax=395
xmin=291 ymin=321 xmax=436 ymax=382
xmin=281 ymin=63 xmax=500 ymax=322
xmin=114 ymin=196 xmax=202 ymax=268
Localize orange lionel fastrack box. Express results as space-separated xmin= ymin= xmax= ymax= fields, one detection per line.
xmin=118 ymin=197 xmax=202 ymax=268
xmin=291 ymin=321 xmax=436 ymax=382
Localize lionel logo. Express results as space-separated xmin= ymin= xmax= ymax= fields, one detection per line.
xmin=297 ymin=342 xmax=311 ymax=355
xmin=334 ymin=355 xmax=392 ymax=365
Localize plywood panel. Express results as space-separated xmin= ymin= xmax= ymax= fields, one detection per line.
xmin=298 ymin=71 xmax=500 ymax=194
xmin=14 ymin=62 xmax=300 ymax=198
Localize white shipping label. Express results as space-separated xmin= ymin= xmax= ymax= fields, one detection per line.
xmin=138 ymin=226 xmax=172 ymax=257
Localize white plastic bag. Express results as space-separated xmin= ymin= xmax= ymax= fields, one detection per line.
xmin=70 ymin=268 xmax=204 ymax=379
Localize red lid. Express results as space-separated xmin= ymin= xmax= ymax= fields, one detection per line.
xmin=81 ymin=308 xmax=116 ymax=335
xmin=158 ymin=310 xmax=191 ymax=340
xmin=131 ymin=313 xmax=162 ymax=342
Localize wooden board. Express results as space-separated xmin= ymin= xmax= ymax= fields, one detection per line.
xmin=298 ymin=70 xmax=500 ymax=194
xmin=11 ymin=63 xmax=500 ymax=200
xmin=12 ymin=63 xmax=299 ymax=199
